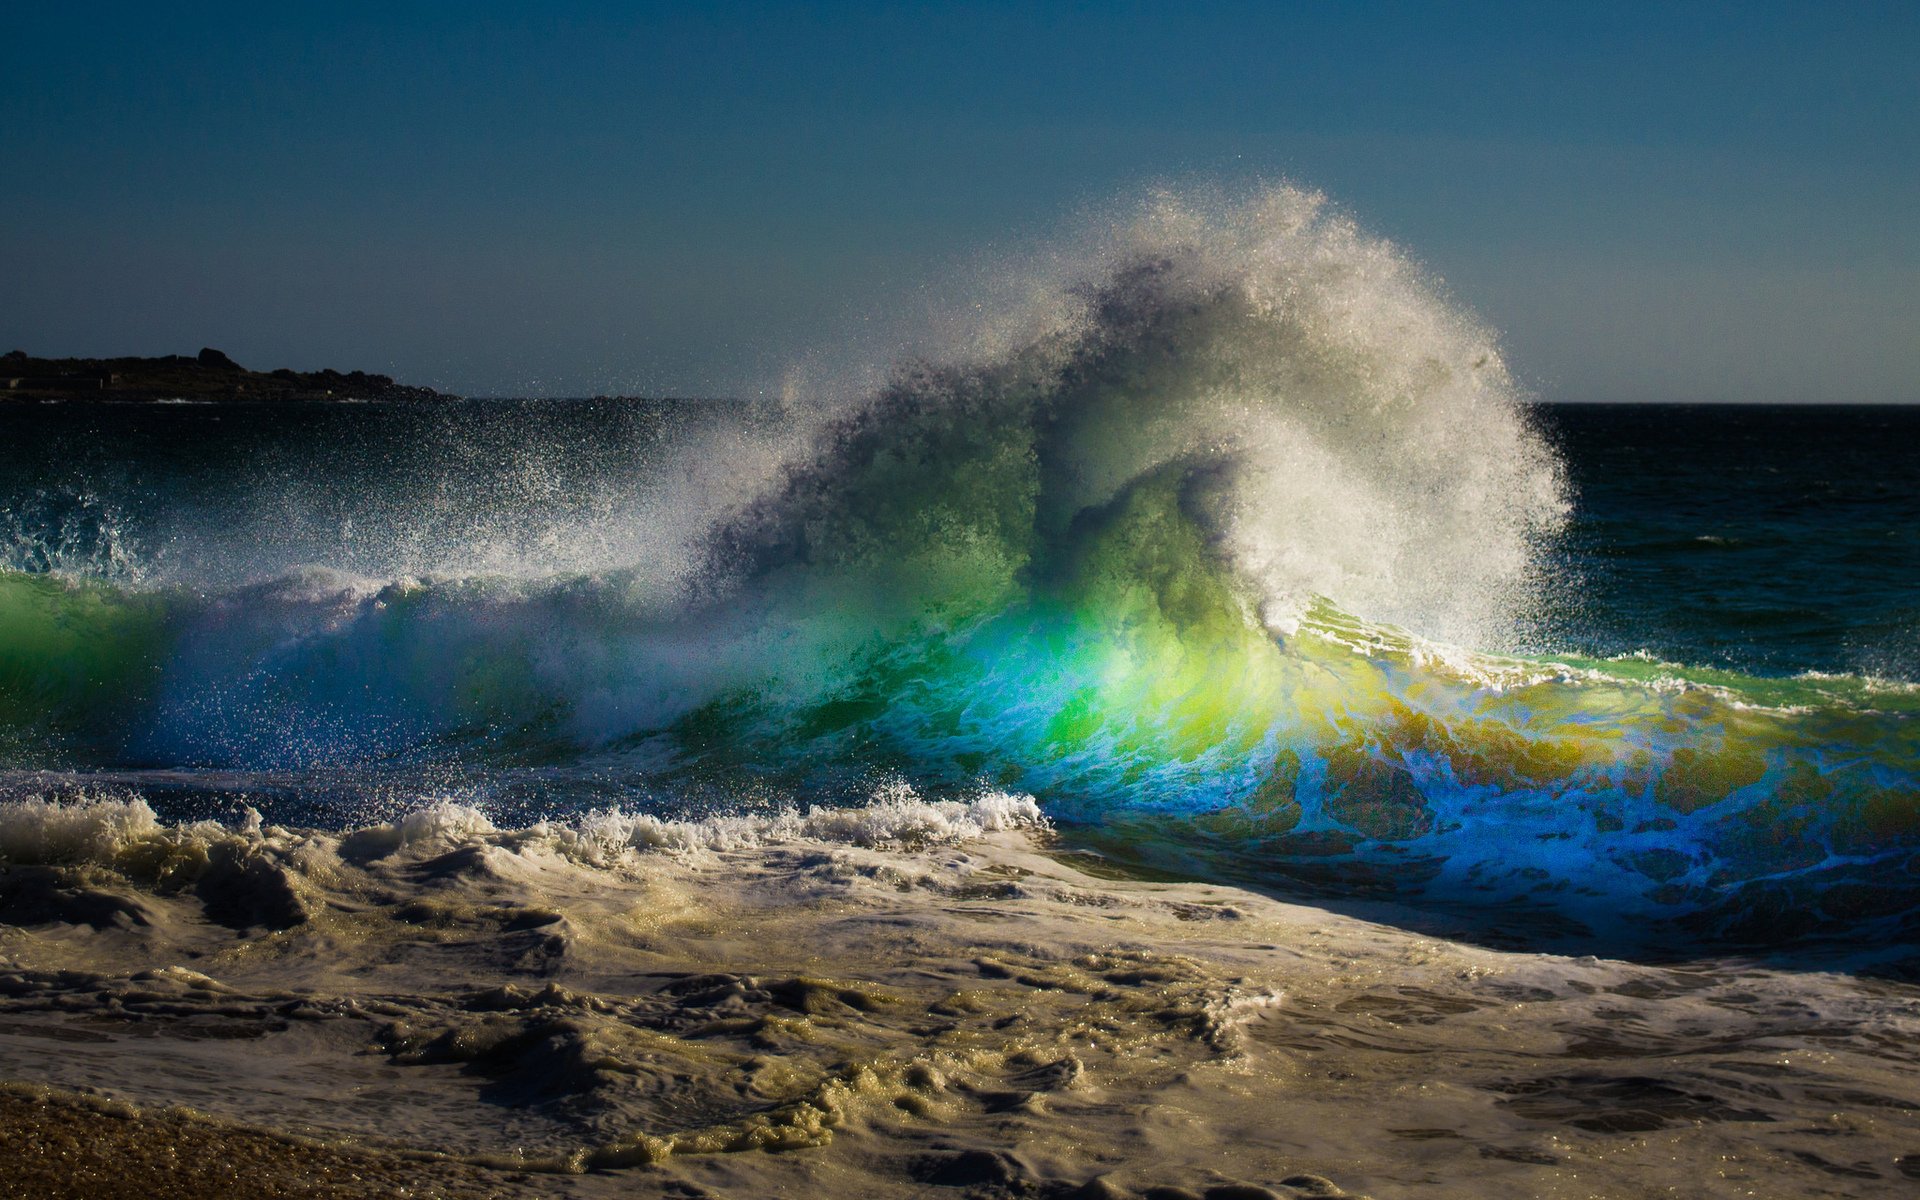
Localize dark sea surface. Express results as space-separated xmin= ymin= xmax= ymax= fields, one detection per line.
xmin=1534 ymin=403 xmax=1920 ymax=680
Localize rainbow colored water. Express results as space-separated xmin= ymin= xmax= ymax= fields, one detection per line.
xmin=2 ymin=188 xmax=1915 ymax=951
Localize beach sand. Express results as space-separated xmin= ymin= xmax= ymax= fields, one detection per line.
xmin=0 ymin=1085 xmax=539 ymax=1199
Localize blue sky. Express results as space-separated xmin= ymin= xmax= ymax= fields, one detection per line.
xmin=4 ymin=2 xmax=1915 ymax=401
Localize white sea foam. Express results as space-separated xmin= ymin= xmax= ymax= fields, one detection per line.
xmin=0 ymin=784 xmax=1049 ymax=873
xmin=548 ymin=783 xmax=1047 ymax=864
xmin=0 ymin=793 xmax=168 ymax=864
xmin=3 ymin=777 xmax=1914 ymax=1200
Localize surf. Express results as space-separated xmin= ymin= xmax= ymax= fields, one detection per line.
xmin=2 ymin=185 xmax=1916 ymax=949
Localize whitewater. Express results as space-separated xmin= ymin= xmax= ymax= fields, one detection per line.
xmin=2 ymin=186 xmax=1917 ymax=1197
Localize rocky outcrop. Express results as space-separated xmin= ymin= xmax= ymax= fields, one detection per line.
xmin=0 ymin=348 xmax=456 ymax=402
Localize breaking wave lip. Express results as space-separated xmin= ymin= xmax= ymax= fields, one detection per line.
xmin=723 ymin=182 xmax=1570 ymax=647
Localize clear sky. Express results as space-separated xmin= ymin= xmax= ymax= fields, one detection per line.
xmin=5 ymin=2 xmax=1916 ymax=402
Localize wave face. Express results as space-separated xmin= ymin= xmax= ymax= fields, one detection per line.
xmin=3 ymin=187 xmax=1917 ymax=949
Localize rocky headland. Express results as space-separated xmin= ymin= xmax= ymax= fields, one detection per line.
xmin=1 ymin=348 xmax=456 ymax=402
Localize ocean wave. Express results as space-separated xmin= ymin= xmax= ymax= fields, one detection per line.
xmin=1 ymin=186 xmax=1916 ymax=942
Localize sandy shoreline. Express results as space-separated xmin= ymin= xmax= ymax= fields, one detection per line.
xmin=3 ymin=795 xmax=1918 ymax=1198
xmin=0 ymin=1084 xmax=544 ymax=1199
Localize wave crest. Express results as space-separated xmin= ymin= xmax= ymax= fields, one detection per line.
xmin=731 ymin=184 xmax=1568 ymax=647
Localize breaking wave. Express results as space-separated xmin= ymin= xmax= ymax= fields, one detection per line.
xmin=2 ymin=185 xmax=1916 ymax=947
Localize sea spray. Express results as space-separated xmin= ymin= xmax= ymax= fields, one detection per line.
xmin=0 ymin=186 xmax=1916 ymax=947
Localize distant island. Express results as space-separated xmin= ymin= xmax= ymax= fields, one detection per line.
xmin=1 ymin=347 xmax=457 ymax=402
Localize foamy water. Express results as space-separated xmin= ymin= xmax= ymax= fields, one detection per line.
xmin=2 ymin=185 xmax=1917 ymax=1196
xmin=3 ymin=790 xmax=1917 ymax=1197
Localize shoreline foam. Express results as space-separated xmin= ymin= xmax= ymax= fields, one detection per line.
xmin=4 ymin=794 xmax=1918 ymax=1197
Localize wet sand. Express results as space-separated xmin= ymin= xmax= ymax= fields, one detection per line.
xmin=0 ymin=1085 xmax=536 ymax=1199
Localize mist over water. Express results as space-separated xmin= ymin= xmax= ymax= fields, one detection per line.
xmin=2 ymin=186 xmax=1916 ymax=957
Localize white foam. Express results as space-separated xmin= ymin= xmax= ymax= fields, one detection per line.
xmin=0 ymin=785 xmax=1049 ymax=872
xmin=0 ymin=794 xmax=166 ymax=865
xmin=546 ymin=783 xmax=1048 ymax=865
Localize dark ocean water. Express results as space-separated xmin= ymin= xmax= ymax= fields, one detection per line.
xmin=1534 ymin=403 xmax=1920 ymax=681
